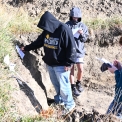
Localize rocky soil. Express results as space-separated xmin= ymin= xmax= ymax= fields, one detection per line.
xmin=2 ymin=0 xmax=122 ymax=121
xmin=2 ymin=0 xmax=122 ymax=21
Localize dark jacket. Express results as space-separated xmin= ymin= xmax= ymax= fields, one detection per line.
xmin=24 ymin=11 xmax=76 ymax=66
xmin=114 ymin=69 xmax=122 ymax=103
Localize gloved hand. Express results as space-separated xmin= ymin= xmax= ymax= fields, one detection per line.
xmin=100 ymin=63 xmax=112 ymax=72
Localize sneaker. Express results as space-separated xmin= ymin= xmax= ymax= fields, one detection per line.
xmin=116 ymin=115 xmax=122 ymax=120
xmin=72 ymin=87 xmax=80 ymax=96
xmin=47 ymin=98 xmax=55 ymax=106
xmin=63 ymin=103 xmax=76 ymax=115
xmin=68 ymin=103 xmax=76 ymax=112
xmin=76 ymin=83 xmax=84 ymax=92
xmin=59 ymin=102 xmax=65 ymax=106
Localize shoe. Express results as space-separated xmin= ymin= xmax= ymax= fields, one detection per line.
xmin=68 ymin=103 xmax=76 ymax=112
xmin=76 ymin=82 xmax=84 ymax=92
xmin=116 ymin=115 xmax=122 ymax=120
xmin=59 ymin=102 xmax=65 ymax=106
xmin=47 ymin=98 xmax=55 ymax=106
xmin=72 ymin=87 xmax=80 ymax=96
xmin=62 ymin=103 xmax=76 ymax=115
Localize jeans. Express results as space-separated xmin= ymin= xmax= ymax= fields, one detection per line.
xmin=46 ymin=65 xmax=75 ymax=109
xmin=107 ymin=100 xmax=122 ymax=116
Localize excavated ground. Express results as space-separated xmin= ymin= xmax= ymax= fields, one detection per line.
xmin=2 ymin=0 xmax=122 ymax=121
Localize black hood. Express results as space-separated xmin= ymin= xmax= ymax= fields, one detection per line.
xmin=37 ymin=11 xmax=60 ymax=33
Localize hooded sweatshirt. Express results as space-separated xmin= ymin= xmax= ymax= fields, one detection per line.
xmin=66 ymin=7 xmax=89 ymax=58
xmin=114 ymin=69 xmax=122 ymax=103
xmin=24 ymin=11 xmax=76 ymax=66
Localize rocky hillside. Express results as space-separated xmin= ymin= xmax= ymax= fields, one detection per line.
xmin=2 ymin=0 xmax=122 ymax=20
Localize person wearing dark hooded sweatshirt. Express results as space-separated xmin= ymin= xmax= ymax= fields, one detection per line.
xmin=65 ymin=7 xmax=89 ymax=96
xmin=21 ymin=11 xmax=76 ymax=114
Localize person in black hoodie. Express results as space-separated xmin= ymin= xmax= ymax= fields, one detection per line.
xmin=21 ymin=11 xmax=76 ymax=114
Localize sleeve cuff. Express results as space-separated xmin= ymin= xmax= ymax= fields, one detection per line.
xmin=114 ymin=70 xmax=120 ymax=74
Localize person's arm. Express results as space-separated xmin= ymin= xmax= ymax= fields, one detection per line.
xmin=108 ymin=65 xmax=118 ymax=73
xmin=114 ymin=70 xmax=121 ymax=84
xmin=78 ymin=24 xmax=89 ymax=42
xmin=108 ymin=65 xmax=121 ymax=84
xmin=24 ymin=33 xmax=44 ymax=51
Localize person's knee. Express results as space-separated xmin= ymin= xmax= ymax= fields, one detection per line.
xmin=77 ymin=64 xmax=83 ymax=71
xmin=78 ymin=68 xmax=83 ymax=73
xmin=70 ymin=71 xmax=74 ymax=75
xmin=70 ymin=67 xmax=74 ymax=75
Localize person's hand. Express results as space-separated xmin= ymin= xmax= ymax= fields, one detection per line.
xmin=20 ymin=46 xmax=25 ymax=52
xmin=108 ymin=65 xmax=118 ymax=73
xmin=78 ymin=29 xmax=83 ymax=34
xmin=64 ymin=66 xmax=71 ymax=71
xmin=113 ymin=60 xmax=122 ymax=70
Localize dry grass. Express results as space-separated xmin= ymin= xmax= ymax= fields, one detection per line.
xmin=0 ymin=2 xmax=41 ymax=63
xmin=83 ymin=16 xmax=122 ymax=30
